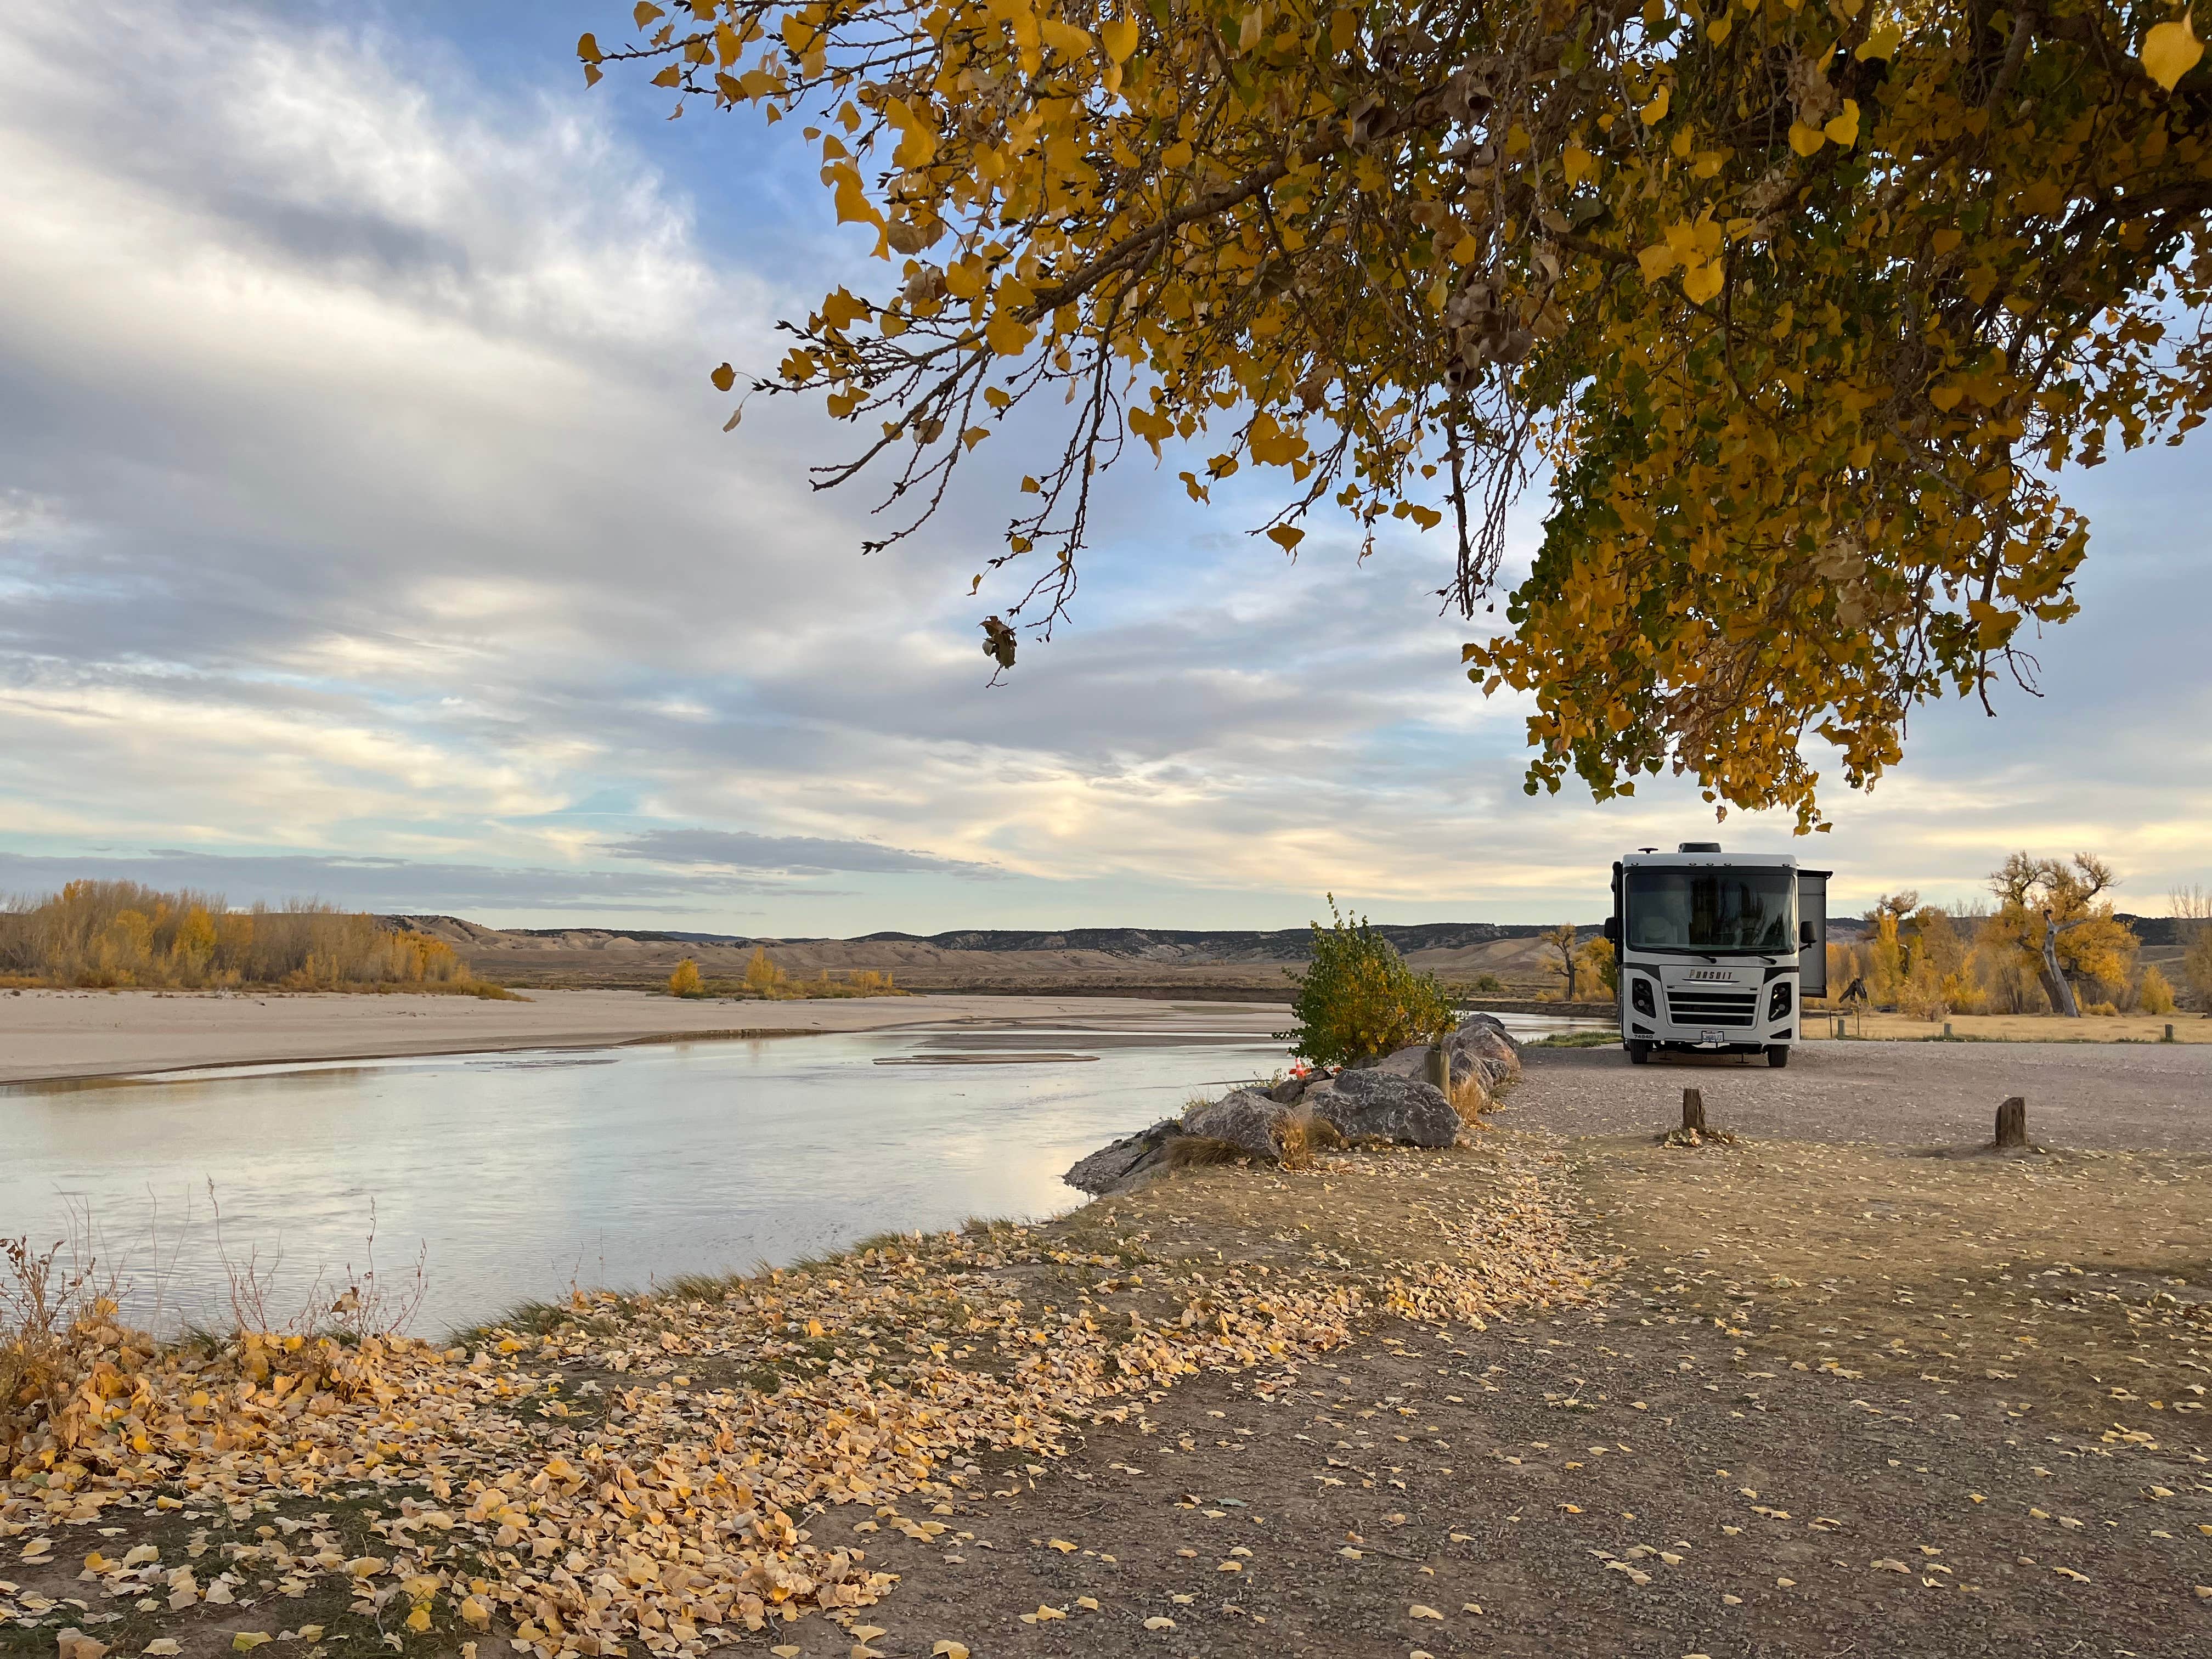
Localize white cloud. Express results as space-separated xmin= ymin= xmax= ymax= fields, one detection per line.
xmin=0 ymin=0 xmax=2204 ymax=934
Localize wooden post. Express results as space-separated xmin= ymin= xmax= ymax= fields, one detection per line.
xmin=1681 ymin=1088 xmax=1706 ymax=1136
xmin=1426 ymin=1044 xmax=1449 ymax=1092
xmin=1994 ymin=1096 xmax=2028 ymax=1151
xmin=1943 ymin=1022 xmax=1953 ymax=1039
xmin=2166 ymin=1024 xmax=2176 ymax=1043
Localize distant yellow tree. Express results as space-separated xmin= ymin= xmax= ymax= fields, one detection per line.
xmin=1864 ymin=908 xmax=1906 ymax=1007
xmin=1984 ymin=853 xmax=2137 ymax=1017
xmin=667 ymin=958 xmax=705 ymax=998
xmin=742 ymin=947 xmax=788 ymax=996
xmin=2186 ymin=933 xmax=2212 ymax=1012
xmin=2137 ymin=966 xmax=2177 ymax=1017
xmin=1577 ymin=935 xmax=1617 ymax=998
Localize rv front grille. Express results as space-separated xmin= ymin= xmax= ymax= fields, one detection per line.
xmin=1664 ymin=989 xmax=1759 ymax=1028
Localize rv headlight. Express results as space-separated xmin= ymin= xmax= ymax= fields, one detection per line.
xmin=1769 ymin=980 xmax=1793 ymax=1021
xmin=1631 ymin=977 xmax=1656 ymax=1017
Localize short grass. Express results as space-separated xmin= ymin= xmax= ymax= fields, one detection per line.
xmin=1805 ymin=1009 xmax=2212 ymax=1043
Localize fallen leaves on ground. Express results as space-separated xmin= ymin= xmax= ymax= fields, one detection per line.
xmin=3 ymin=1141 xmax=1596 ymax=1656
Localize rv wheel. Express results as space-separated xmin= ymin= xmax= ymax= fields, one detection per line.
xmin=1766 ymin=1045 xmax=1790 ymax=1069
xmin=1626 ymin=1041 xmax=1651 ymax=1065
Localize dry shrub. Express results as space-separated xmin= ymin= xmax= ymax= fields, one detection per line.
xmin=1161 ymin=1135 xmax=1249 ymax=1171
xmin=1 ymin=1236 xmax=93 ymax=1452
xmin=1277 ymin=1107 xmax=1346 ymax=1171
xmin=1446 ymin=1074 xmax=1493 ymax=1126
xmin=211 ymin=1189 xmax=427 ymax=1347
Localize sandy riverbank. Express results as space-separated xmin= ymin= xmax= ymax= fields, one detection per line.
xmin=0 ymin=986 xmax=1292 ymax=1085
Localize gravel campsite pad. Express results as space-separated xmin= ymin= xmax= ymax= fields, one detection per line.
xmin=786 ymin=1132 xmax=2212 ymax=1659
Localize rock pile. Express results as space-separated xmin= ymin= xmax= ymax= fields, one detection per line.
xmin=1062 ymin=1012 xmax=1523 ymax=1194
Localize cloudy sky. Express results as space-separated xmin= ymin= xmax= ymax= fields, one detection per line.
xmin=2 ymin=1 xmax=2205 ymax=936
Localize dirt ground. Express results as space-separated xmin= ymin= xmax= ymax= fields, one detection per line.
xmin=746 ymin=1131 xmax=2212 ymax=1659
xmin=9 ymin=1049 xmax=2212 ymax=1659
xmin=1515 ymin=1037 xmax=2212 ymax=1151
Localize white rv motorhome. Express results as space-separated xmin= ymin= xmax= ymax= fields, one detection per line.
xmin=1603 ymin=844 xmax=1830 ymax=1067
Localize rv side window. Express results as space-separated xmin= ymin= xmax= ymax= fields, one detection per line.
xmin=1624 ymin=870 xmax=1796 ymax=953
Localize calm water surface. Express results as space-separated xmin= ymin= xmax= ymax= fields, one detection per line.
xmin=0 ymin=1014 xmax=1582 ymax=1334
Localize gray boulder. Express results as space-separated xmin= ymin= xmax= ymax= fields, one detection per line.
xmin=1301 ymin=1068 xmax=1459 ymax=1148
xmin=1181 ymin=1088 xmax=1292 ymax=1163
xmin=1370 ymin=1042 xmax=1438 ymax=1081
xmin=1064 ymin=1118 xmax=1183 ymax=1194
xmin=1444 ymin=1012 xmax=1522 ymax=1092
xmin=1266 ymin=1072 xmax=1314 ymax=1105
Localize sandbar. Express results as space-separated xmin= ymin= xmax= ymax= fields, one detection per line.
xmin=0 ymin=987 xmax=1289 ymax=1086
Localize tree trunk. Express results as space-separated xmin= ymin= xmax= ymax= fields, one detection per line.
xmin=1681 ymin=1088 xmax=1706 ymax=1135
xmin=1994 ymin=1095 xmax=2028 ymax=1150
xmin=2039 ymin=919 xmax=2080 ymax=1017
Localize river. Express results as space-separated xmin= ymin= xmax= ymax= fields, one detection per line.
xmin=0 ymin=1011 xmax=1588 ymax=1335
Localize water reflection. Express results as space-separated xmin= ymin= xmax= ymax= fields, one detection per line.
xmin=0 ymin=1014 xmax=1585 ymax=1335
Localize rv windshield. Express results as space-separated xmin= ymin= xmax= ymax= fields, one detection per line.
xmin=1624 ymin=868 xmax=1796 ymax=954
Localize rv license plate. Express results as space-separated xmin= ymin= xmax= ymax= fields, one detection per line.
xmin=1700 ymin=1029 xmax=1725 ymax=1047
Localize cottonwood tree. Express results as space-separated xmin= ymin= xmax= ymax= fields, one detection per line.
xmin=1542 ymin=920 xmax=1581 ymax=999
xmin=583 ymin=1 xmax=2211 ymax=827
xmin=1986 ymin=850 xmax=2136 ymax=1015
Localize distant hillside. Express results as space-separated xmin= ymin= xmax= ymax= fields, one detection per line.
xmin=381 ymin=916 xmax=1613 ymax=997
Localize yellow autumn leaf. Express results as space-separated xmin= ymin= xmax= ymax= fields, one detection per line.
xmin=931 ymin=1645 xmax=970 ymax=1659
xmin=1824 ymin=99 xmax=1860 ymax=148
xmin=1101 ymin=17 xmax=1139 ymax=63
xmin=1143 ymin=1617 xmax=1176 ymax=1630
xmin=710 ymin=362 xmax=735 ymax=392
xmin=1267 ymin=523 xmax=1305 ymax=550
xmin=1410 ymin=1602 xmax=1445 ymax=1618
xmin=1788 ymin=122 xmax=1826 ymax=156
xmin=1047 ymin=1538 xmax=1077 ymax=1552
xmin=1640 ymin=84 xmax=1670 ymax=125
xmin=142 ymin=1646 xmax=180 ymax=1657
xmin=984 ymin=312 xmax=1035 ymax=357
xmin=1637 ymin=243 xmax=1678 ymax=283
xmin=1681 ymin=262 xmax=1725 ymax=305
xmin=2143 ymin=13 xmax=2205 ymax=89
xmin=230 ymin=1638 xmax=272 ymax=1655
xmin=404 ymin=1608 xmax=431 ymax=1634
xmin=460 ymin=1597 xmax=490 ymax=1629
xmin=1856 ymin=24 xmax=1902 ymax=60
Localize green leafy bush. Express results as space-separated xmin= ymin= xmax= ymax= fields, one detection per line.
xmin=1284 ymin=899 xmax=1456 ymax=1068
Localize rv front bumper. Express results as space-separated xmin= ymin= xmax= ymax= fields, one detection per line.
xmin=1624 ymin=970 xmax=1798 ymax=1046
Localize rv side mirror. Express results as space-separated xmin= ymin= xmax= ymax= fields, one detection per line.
xmin=1603 ymin=917 xmax=1620 ymax=945
xmin=1798 ymin=920 xmax=1815 ymax=947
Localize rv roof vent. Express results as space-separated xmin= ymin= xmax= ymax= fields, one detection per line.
xmin=1678 ymin=840 xmax=1723 ymax=853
